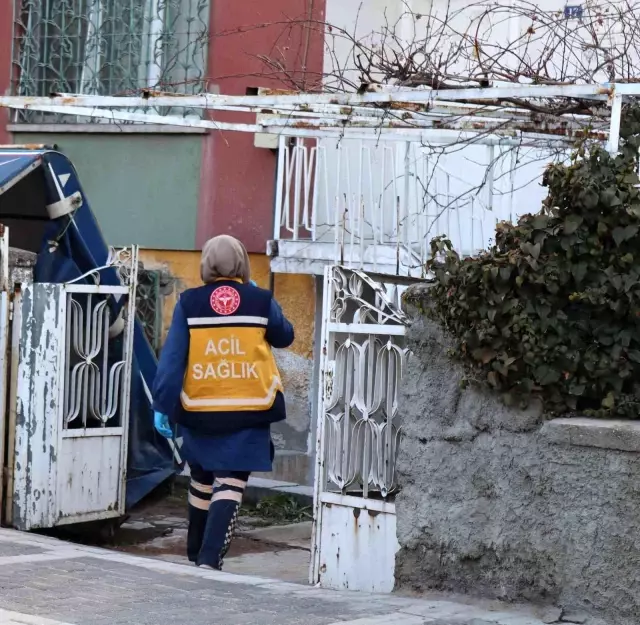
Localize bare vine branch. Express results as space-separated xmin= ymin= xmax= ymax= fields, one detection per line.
xmin=252 ymin=0 xmax=640 ymax=116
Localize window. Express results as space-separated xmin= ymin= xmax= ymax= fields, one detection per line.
xmin=13 ymin=0 xmax=210 ymax=123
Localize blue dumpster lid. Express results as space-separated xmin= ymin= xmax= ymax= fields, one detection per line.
xmin=0 ymin=152 xmax=42 ymax=196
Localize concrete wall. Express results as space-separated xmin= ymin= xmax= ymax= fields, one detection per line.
xmin=395 ymin=284 xmax=640 ymax=625
xmin=12 ymin=133 xmax=202 ymax=250
xmin=8 ymin=248 xmax=37 ymax=290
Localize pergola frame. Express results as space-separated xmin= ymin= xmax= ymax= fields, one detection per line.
xmin=0 ymin=82 xmax=632 ymax=150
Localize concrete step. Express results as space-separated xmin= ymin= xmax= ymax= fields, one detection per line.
xmin=244 ymin=477 xmax=313 ymax=507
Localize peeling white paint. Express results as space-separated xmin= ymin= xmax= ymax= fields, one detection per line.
xmin=11 ymin=249 xmax=139 ymax=530
xmin=12 ymin=284 xmax=64 ymax=530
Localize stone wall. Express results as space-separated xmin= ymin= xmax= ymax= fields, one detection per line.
xmin=266 ymin=348 xmax=313 ymax=484
xmin=395 ymin=285 xmax=640 ymax=625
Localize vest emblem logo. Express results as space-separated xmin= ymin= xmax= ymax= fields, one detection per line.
xmin=210 ymin=285 xmax=240 ymax=315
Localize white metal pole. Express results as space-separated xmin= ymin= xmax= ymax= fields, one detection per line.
xmin=0 ymin=82 xmax=618 ymax=108
xmin=273 ymin=135 xmax=287 ymax=241
xmin=607 ymin=93 xmax=623 ymax=154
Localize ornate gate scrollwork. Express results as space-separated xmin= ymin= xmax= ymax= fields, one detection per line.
xmin=321 ymin=267 xmax=410 ymax=498
xmin=63 ymin=247 xmax=138 ymax=430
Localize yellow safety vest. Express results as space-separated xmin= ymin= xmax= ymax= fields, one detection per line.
xmin=180 ymin=281 xmax=283 ymax=413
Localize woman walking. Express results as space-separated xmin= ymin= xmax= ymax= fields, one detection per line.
xmin=152 ymin=235 xmax=294 ymax=570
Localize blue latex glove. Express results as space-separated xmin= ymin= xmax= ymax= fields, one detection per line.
xmin=154 ymin=411 xmax=173 ymax=439
xmin=249 ymin=280 xmax=257 ymax=286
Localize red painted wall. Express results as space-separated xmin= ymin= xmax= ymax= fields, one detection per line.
xmin=0 ymin=1 xmax=14 ymax=144
xmin=197 ymin=0 xmax=326 ymax=253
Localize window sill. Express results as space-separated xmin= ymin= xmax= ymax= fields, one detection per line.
xmin=8 ymin=123 xmax=207 ymax=135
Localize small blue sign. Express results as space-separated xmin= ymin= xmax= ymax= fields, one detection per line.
xmin=564 ymin=5 xmax=583 ymax=19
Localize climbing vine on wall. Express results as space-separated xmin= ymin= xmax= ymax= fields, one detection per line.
xmin=426 ymin=106 xmax=640 ymax=417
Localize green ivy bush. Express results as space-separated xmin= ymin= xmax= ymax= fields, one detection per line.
xmin=425 ymin=107 xmax=640 ymax=417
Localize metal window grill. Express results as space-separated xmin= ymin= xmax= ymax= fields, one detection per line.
xmin=12 ymin=0 xmax=210 ymax=123
xmin=136 ymin=267 xmax=162 ymax=353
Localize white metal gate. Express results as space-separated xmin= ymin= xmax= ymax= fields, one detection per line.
xmin=8 ymin=247 xmax=138 ymax=530
xmin=311 ymin=265 xmax=410 ymax=592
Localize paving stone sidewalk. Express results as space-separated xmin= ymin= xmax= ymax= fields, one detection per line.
xmin=0 ymin=529 xmax=584 ymax=625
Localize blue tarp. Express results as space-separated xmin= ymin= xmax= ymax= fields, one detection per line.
xmin=0 ymin=149 xmax=175 ymax=509
xmin=0 ymin=153 xmax=41 ymax=192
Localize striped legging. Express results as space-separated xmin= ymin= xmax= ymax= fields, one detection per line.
xmin=187 ymin=464 xmax=250 ymax=570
